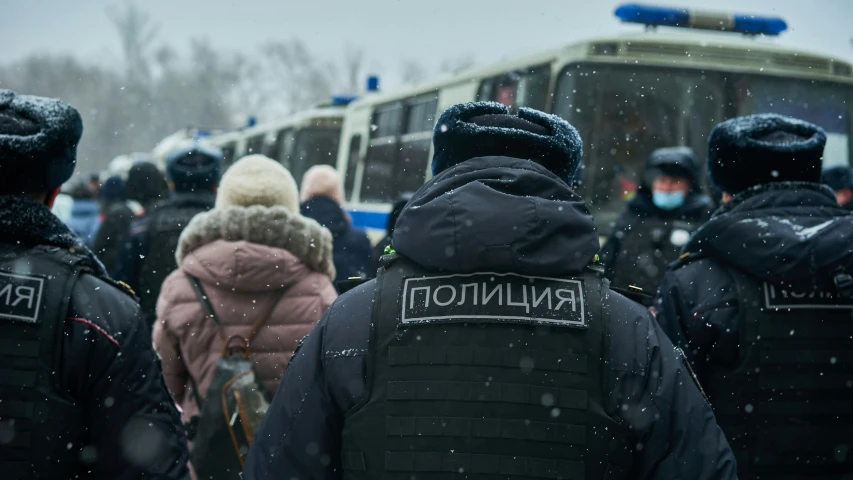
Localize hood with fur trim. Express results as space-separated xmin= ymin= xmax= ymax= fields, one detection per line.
xmin=176 ymin=204 xmax=335 ymax=279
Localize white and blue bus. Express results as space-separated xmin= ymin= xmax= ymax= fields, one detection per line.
xmin=337 ymin=4 xmax=853 ymax=237
xmin=151 ymin=99 xmax=350 ymax=185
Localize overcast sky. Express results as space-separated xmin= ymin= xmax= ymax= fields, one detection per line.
xmin=2 ymin=0 xmax=852 ymax=89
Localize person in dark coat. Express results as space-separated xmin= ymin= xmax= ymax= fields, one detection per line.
xmin=656 ymin=114 xmax=853 ymax=479
xmin=370 ymin=193 xmax=411 ymax=266
xmin=599 ymin=147 xmax=713 ymax=295
xmin=66 ymin=178 xmax=102 ymax=247
xmin=821 ymin=164 xmax=853 ymax=210
xmin=117 ymin=145 xmax=220 ymax=328
xmin=245 ymin=102 xmax=736 ymax=480
xmin=93 ymin=175 xmax=142 ymax=277
xmin=0 ymin=89 xmax=189 ymax=479
xmin=300 ymin=164 xmax=373 ymax=282
xmin=125 ymin=161 xmax=169 ymax=210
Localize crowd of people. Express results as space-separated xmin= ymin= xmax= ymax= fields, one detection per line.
xmin=1 ymin=88 xmax=852 ymax=480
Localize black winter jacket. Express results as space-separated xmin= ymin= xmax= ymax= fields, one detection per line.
xmin=245 ymin=157 xmax=736 ymax=480
xmin=0 ymin=195 xmax=190 ymax=479
xmin=93 ymin=201 xmax=138 ymax=278
xmin=301 ymin=196 xmax=374 ymax=281
xmin=655 ymin=182 xmax=853 ymax=381
xmin=599 ymin=188 xmax=713 ymax=295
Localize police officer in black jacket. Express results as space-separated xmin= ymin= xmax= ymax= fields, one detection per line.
xmin=118 ymin=144 xmax=220 ymax=327
xmin=656 ymin=113 xmax=853 ymax=479
xmin=0 ymin=90 xmax=190 ymax=479
xmin=245 ymin=102 xmax=736 ymax=480
xmin=599 ymin=147 xmax=713 ymax=295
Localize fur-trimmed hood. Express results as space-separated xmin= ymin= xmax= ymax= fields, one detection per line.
xmin=0 ymin=194 xmax=107 ymax=276
xmin=176 ymin=205 xmax=335 ymax=279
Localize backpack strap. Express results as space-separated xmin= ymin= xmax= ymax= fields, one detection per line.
xmin=245 ymin=289 xmax=288 ymax=345
xmin=185 ymin=273 xmax=226 ymax=339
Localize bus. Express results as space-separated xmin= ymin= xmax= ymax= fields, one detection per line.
xmin=337 ymin=4 xmax=853 ymax=236
xmin=151 ymin=100 xmax=348 ymax=185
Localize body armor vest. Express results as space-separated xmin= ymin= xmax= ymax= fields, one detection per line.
xmin=610 ymin=216 xmax=701 ymax=293
xmin=341 ymin=256 xmax=633 ymax=480
xmin=707 ymin=269 xmax=853 ymax=479
xmin=138 ymin=195 xmax=213 ymax=323
xmin=0 ymin=244 xmax=89 ymax=479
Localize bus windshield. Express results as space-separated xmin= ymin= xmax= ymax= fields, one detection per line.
xmin=553 ymin=63 xmax=852 ymax=230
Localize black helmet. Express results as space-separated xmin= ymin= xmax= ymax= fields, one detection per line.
xmin=165 ymin=144 xmax=222 ymax=192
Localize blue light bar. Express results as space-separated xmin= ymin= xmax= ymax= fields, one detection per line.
xmin=331 ymin=95 xmax=358 ymax=106
xmin=614 ymin=3 xmax=787 ymax=36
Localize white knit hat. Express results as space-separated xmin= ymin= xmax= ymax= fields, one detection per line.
xmin=300 ymin=164 xmax=346 ymax=206
xmin=216 ymin=154 xmax=299 ymax=212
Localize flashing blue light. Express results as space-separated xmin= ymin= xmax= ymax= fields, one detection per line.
xmin=194 ymin=129 xmax=211 ymax=139
xmin=331 ymin=95 xmax=358 ymax=106
xmin=245 ymin=116 xmax=257 ymax=128
xmin=614 ymin=3 xmax=787 ymax=36
xmin=366 ymin=75 xmax=380 ymax=92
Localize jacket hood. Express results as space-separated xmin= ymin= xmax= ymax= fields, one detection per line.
xmin=300 ymin=196 xmax=349 ymax=238
xmin=181 ymin=239 xmax=323 ymax=294
xmin=177 ymin=204 xmax=336 ymax=280
xmin=628 ymin=187 xmax=714 ymax=221
xmin=684 ymin=181 xmax=853 ymax=291
xmin=393 ymin=156 xmax=599 ymax=276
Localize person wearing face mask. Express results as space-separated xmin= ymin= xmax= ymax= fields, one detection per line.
xmin=599 ymin=146 xmax=713 ymax=295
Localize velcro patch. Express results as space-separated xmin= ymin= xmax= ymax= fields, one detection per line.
xmin=401 ymin=272 xmax=586 ymax=328
xmin=763 ymin=282 xmax=853 ymax=310
xmin=0 ymin=271 xmax=45 ymax=323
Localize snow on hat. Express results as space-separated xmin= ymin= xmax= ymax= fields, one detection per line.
xmin=708 ymin=113 xmax=826 ymax=194
xmin=821 ymin=165 xmax=853 ymax=191
xmin=216 ymin=154 xmax=299 ymax=212
xmin=431 ymin=102 xmax=583 ymax=184
xmin=0 ymin=89 xmax=83 ymax=195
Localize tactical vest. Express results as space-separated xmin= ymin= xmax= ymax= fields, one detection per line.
xmin=341 ymin=256 xmax=633 ymax=480
xmin=0 ymin=244 xmax=89 ymax=479
xmin=707 ymin=269 xmax=853 ymax=479
xmin=138 ymin=195 xmax=212 ymax=323
xmin=610 ymin=216 xmax=701 ymax=294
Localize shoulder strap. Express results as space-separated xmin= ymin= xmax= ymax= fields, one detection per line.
xmin=185 ymin=273 xmax=225 ymax=336
xmin=245 ymin=289 xmax=288 ymax=344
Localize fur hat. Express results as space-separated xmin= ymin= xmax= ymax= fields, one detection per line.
xmin=431 ymin=102 xmax=583 ymax=184
xmin=821 ymin=165 xmax=853 ymax=191
xmin=0 ymin=89 xmax=83 ymax=195
xmin=300 ymin=164 xmax=345 ymax=206
xmin=708 ymin=113 xmax=826 ymax=194
xmin=216 ymin=154 xmax=299 ymax=212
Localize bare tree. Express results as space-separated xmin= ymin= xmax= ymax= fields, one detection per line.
xmin=400 ymin=59 xmax=429 ymax=85
xmin=440 ymin=54 xmax=475 ymax=74
xmin=107 ymin=1 xmax=158 ymax=82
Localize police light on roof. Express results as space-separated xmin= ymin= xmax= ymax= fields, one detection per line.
xmin=331 ymin=95 xmax=358 ymax=106
xmin=614 ymin=3 xmax=788 ymax=36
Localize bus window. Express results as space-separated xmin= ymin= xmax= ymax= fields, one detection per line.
xmin=277 ymin=129 xmax=296 ymax=170
xmin=396 ymin=93 xmax=438 ymax=194
xmin=290 ymin=127 xmax=341 ymax=183
xmin=732 ymin=75 xmax=851 ymax=168
xmin=344 ymin=135 xmax=361 ymax=199
xmin=362 ymin=103 xmax=404 ymax=202
xmin=477 ymin=65 xmax=551 ymax=111
xmin=553 ymin=63 xmax=725 ymax=229
xmin=246 ymin=134 xmax=265 ymax=155
xmin=220 ymin=142 xmax=236 ymax=168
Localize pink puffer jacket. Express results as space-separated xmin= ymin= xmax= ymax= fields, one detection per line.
xmin=152 ymin=205 xmax=337 ymax=424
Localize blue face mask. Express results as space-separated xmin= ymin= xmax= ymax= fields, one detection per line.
xmin=652 ymin=190 xmax=685 ymax=211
